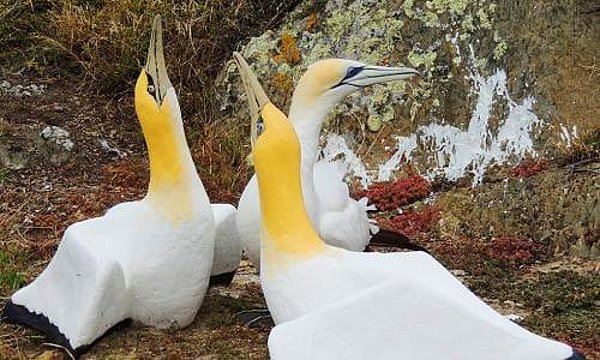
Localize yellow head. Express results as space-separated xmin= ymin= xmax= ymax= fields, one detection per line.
xmin=135 ymin=14 xmax=175 ymax=132
xmin=234 ymin=52 xmax=325 ymax=268
xmin=292 ymin=58 xmax=420 ymax=108
xmin=134 ymin=15 xmax=192 ymax=222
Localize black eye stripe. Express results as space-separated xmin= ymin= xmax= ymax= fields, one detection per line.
xmin=144 ymin=70 xmax=161 ymax=102
xmin=331 ymin=66 xmax=365 ymax=90
xmin=345 ymin=66 xmax=364 ymax=80
xmin=257 ymin=117 xmax=265 ymax=135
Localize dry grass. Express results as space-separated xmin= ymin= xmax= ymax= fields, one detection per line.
xmin=0 ymin=0 xmax=299 ymax=116
xmin=0 ymin=0 xmax=303 ymax=201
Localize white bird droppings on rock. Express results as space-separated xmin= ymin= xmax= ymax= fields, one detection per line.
xmin=321 ymin=134 xmax=371 ymax=188
xmin=323 ymin=50 xmax=545 ymax=188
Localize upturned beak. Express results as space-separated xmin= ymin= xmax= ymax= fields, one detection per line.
xmin=233 ymin=52 xmax=269 ymax=148
xmin=345 ymin=65 xmax=420 ymax=87
xmin=145 ymin=15 xmax=172 ymax=104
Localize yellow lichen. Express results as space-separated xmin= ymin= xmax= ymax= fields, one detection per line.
xmin=273 ymin=32 xmax=301 ymax=66
xmin=272 ymin=71 xmax=294 ymax=95
xmin=326 ymin=8 xmax=354 ymax=40
xmin=461 ymin=14 xmax=475 ymax=32
xmin=305 ymin=13 xmax=318 ymax=32
xmin=425 ymin=0 xmax=472 ymax=15
xmin=493 ymin=40 xmax=508 ymax=61
xmin=421 ymin=11 xmax=440 ymax=28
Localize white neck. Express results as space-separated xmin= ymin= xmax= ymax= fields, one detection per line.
xmin=288 ymin=96 xmax=336 ymax=223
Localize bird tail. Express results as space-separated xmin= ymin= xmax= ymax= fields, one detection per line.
xmin=368 ymin=228 xmax=429 ymax=253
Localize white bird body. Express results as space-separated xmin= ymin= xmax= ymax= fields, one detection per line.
xmin=268 ymin=270 xmax=573 ymax=360
xmin=10 ymin=84 xmax=215 ymax=351
xmin=232 ymin=53 xmax=582 ymax=360
xmin=236 ymin=59 xmax=415 ymax=269
xmin=210 ymin=203 xmax=242 ymax=277
xmin=5 ymin=17 xmax=216 ymax=353
xmin=12 ymin=188 xmax=214 ymax=349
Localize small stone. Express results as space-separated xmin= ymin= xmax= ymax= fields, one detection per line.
xmin=99 ymin=139 xmax=127 ymax=159
xmin=38 ymin=126 xmax=74 ymax=165
xmin=505 ymin=314 xmax=524 ymax=323
xmin=40 ymin=126 xmax=74 ymax=151
xmin=451 ymin=269 xmax=467 ymax=277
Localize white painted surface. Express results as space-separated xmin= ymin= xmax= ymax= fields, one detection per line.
xmin=211 ymin=203 xmax=242 ymax=276
xmin=268 ymin=274 xmax=572 ymax=360
xmin=263 ymin=246 xmax=574 ymax=360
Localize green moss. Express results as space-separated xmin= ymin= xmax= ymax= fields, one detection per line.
xmin=0 ymin=249 xmax=27 ymax=295
xmin=0 ymin=168 xmax=8 ymax=183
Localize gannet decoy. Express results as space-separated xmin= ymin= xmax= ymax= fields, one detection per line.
xmin=2 ymin=16 xmax=216 ymax=355
xmin=233 ymin=52 xmax=585 ymax=360
xmin=236 ymin=57 xmax=421 ymax=271
xmin=209 ymin=203 xmax=242 ymax=285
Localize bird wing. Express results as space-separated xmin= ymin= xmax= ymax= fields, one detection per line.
xmin=313 ymin=160 xmax=371 ymax=251
xmin=9 ymin=218 xmax=130 ymax=351
xmin=268 ymin=276 xmax=573 ymax=360
xmin=313 ymin=160 xmax=348 ymax=212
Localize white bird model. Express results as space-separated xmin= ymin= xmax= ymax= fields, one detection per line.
xmin=3 ymin=16 xmax=216 ymax=355
xmin=236 ymin=57 xmax=420 ymax=270
xmin=210 ymin=203 xmax=242 ymax=284
xmin=233 ymin=52 xmax=585 ymax=360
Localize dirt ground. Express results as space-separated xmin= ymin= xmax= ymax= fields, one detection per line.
xmin=0 ymin=72 xmax=598 ymax=359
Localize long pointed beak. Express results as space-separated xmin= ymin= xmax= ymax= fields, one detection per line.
xmin=145 ymin=15 xmax=172 ymax=104
xmin=233 ymin=52 xmax=269 ymax=147
xmin=348 ymin=65 xmax=420 ymax=87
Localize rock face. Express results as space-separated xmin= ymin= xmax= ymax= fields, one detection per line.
xmin=218 ymin=0 xmax=599 ymax=187
xmin=0 ymin=125 xmax=74 ymax=170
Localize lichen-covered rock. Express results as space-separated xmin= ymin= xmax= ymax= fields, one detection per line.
xmin=0 ymin=125 xmax=76 ymax=170
xmin=217 ymin=0 xmax=599 ymax=187
xmin=435 ymin=169 xmax=600 ymax=259
xmin=0 ymin=133 xmax=36 ymax=170
xmin=0 ymin=80 xmax=46 ymax=97
xmin=38 ymin=126 xmax=74 ymax=165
